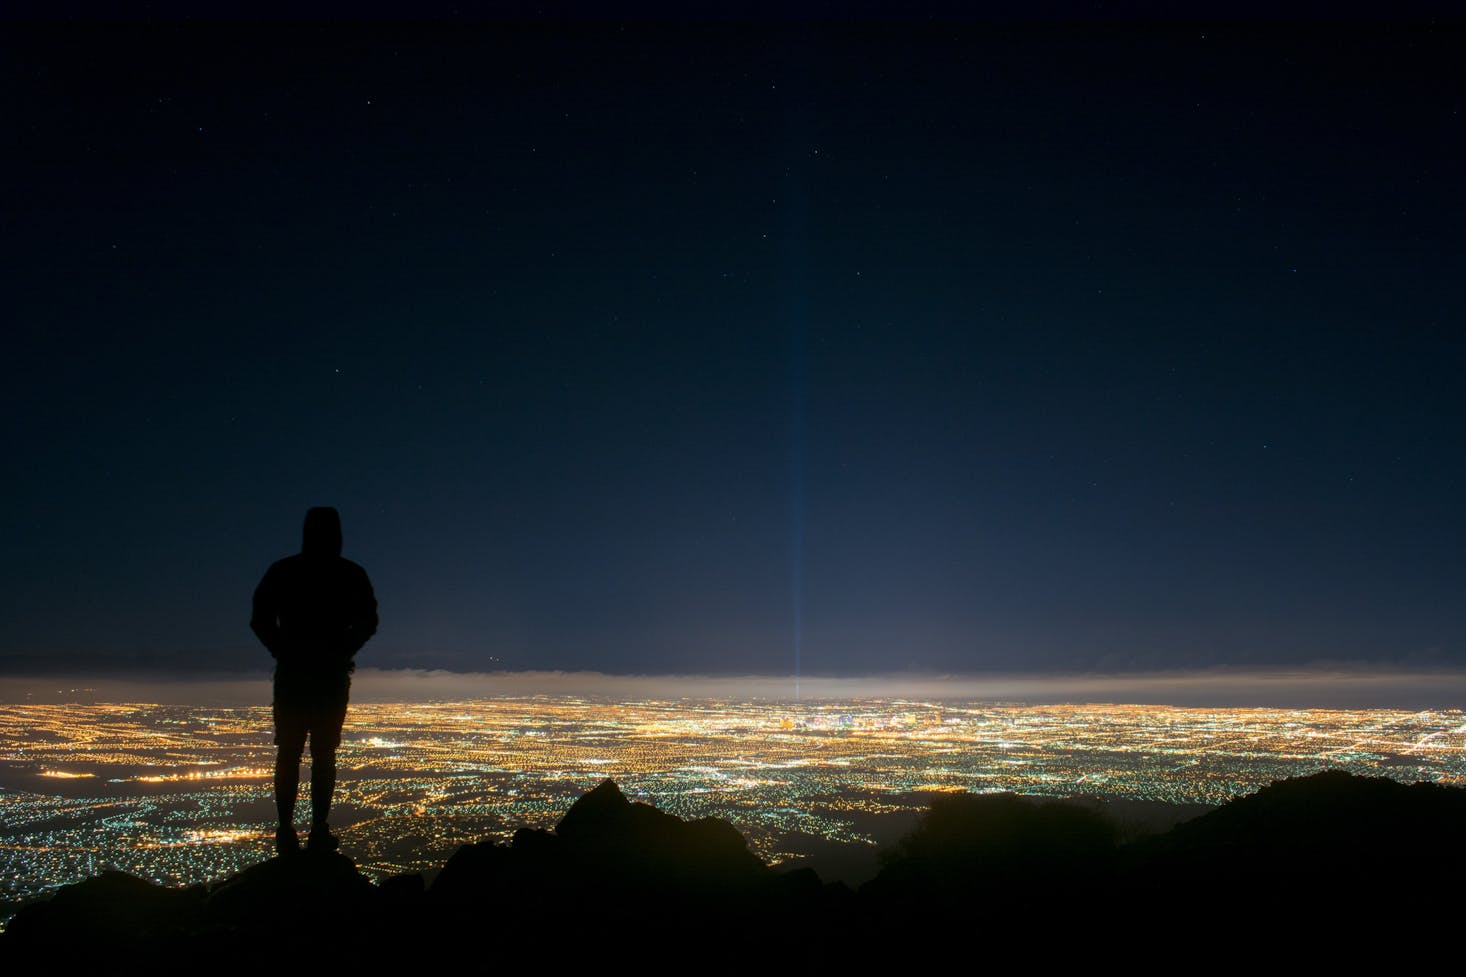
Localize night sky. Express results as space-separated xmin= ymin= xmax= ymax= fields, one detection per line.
xmin=5 ymin=14 xmax=1464 ymax=679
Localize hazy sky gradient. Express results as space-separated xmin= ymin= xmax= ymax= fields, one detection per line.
xmin=4 ymin=16 xmax=1463 ymax=678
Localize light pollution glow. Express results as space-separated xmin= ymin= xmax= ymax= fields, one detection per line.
xmin=3 ymin=666 xmax=1466 ymax=709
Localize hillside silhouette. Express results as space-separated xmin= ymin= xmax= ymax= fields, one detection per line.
xmin=5 ymin=771 xmax=1462 ymax=966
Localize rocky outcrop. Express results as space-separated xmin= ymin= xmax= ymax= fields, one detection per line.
xmin=5 ymin=772 xmax=1463 ymax=965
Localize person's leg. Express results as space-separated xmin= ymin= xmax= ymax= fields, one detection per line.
xmin=275 ymin=741 xmax=303 ymax=826
xmin=273 ymin=697 xmax=307 ymax=852
xmin=309 ymin=737 xmax=336 ymax=829
xmin=306 ymin=691 xmax=349 ymax=851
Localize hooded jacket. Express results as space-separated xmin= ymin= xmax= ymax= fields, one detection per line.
xmin=251 ymin=507 xmax=378 ymax=676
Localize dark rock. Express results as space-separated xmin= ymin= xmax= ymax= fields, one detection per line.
xmin=870 ymin=793 xmax=1118 ymax=885
xmin=379 ymin=872 xmax=425 ymax=905
xmin=7 ymin=770 xmax=1462 ymax=964
xmin=561 ymin=780 xmax=762 ymax=868
xmin=206 ymin=850 xmax=376 ymax=930
xmin=1128 ymin=769 xmax=1466 ymax=911
xmin=6 ymin=870 xmax=207 ymax=951
xmin=554 ymin=777 xmax=632 ymax=840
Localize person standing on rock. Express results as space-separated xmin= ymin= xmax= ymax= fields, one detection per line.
xmin=251 ymin=506 xmax=378 ymax=854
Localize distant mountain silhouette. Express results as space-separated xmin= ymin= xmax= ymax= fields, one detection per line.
xmin=1122 ymin=769 xmax=1466 ymax=930
xmin=3 ymin=869 xmax=209 ymax=950
xmin=435 ymin=776 xmax=767 ymax=903
xmin=1134 ymin=768 xmax=1466 ymax=870
xmin=5 ymin=771 xmax=1462 ymax=966
xmin=428 ymin=779 xmax=849 ymax=956
xmin=862 ymin=790 xmax=1119 ymax=910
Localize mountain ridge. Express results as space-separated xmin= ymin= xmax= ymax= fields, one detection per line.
xmin=5 ymin=770 xmax=1462 ymax=965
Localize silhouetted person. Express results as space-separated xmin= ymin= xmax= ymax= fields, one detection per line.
xmin=251 ymin=507 xmax=377 ymax=854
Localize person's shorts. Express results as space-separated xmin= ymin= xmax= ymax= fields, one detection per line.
xmin=273 ymin=670 xmax=350 ymax=752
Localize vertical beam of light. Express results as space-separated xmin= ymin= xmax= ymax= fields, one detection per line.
xmin=789 ymin=318 xmax=806 ymax=702
xmin=780 ymin=67 xmax=813 ymax=703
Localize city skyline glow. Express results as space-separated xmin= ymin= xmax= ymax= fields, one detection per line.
xmin=5 ymin=665 xmax=1466 ymax=710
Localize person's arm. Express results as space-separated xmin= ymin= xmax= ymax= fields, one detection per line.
xmin=343 ymin=565 xmax=378 ymax=657
xmin=250 ymin=566 xmax=285 ymax=659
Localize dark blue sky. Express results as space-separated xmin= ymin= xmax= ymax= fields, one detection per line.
xmin=4 ymin=16 xmax=1464 ymax=677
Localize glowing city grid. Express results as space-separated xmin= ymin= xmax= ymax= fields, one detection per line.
xmin=1 ymin=697 xmax=1463 ymax=914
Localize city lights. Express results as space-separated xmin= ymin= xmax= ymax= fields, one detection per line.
xmin=1 ymin=697 xmax=1462 ymax=915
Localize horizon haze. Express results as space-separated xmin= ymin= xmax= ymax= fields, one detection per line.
xmin=4 ymin=665 xmax=1466 ymax=710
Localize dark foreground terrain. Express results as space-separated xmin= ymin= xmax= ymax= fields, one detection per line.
xmin=4 ymin=770 xmax=1463 ymax=967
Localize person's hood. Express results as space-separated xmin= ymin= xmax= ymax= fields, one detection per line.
xmin=302 ymin=506 xmax=343 ymax=557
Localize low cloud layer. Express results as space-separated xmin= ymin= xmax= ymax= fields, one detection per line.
xmin=3 ymin=666 xmax=1465 ymax=710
